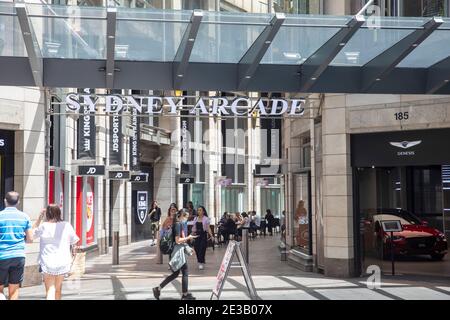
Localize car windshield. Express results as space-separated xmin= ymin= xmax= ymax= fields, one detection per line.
xmin=372 ymin=210 xmax=421 ymax=225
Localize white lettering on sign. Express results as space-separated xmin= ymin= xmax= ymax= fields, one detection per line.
xmin=64 ymin=93 xmax=307 ymax=117
xmin=0 ymin=139 xmax=4 ymax=147
xmin=112 ymin=115 xmax=120 ymax=153
xmin=87 ymin=167 xmax=96 ymax=174
xmin=82 ymin=105 xmax=91 ymax=151
xmin=181 ymin=120 xmax=189 ymax=164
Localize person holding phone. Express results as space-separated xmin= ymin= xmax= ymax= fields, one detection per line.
xmin=153 ymin=209 xmax=196 ymax=300
xmin=33 ymin=204 xmax=79 ymax=300
xmin=192 ymin=206 xmax=213 ymax=270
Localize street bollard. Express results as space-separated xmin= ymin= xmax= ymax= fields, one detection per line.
xmin=242 ymin=228 xmax=249 ymax=264
xmin=156 ymin=230 xmax=163 ymax=264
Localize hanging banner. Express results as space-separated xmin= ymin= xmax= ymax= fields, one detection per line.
xmin=77 ymin=102 xmax=96 ymax=159
xmin=136 ymin=191 xmax=148 ymax=225
xmin=129 ymin=108 xmax=140 ymax=171
xmin=180 ymin=115 xmax=191 ymax=174
xmin=109 ymin=112 xmax=123 ymax=165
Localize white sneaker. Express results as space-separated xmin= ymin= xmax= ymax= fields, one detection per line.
xmin=198 ymin=264 xmax=204 ymax=270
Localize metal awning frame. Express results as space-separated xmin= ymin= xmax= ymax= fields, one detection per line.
xmin=3 ymin=3 xmax=450 ymax=95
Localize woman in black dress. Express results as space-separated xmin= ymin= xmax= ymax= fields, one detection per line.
xmin=192 ymin=206 xmax=213 ymax=270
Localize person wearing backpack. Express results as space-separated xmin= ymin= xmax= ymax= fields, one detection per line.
xmin=153 ymin=209 xmax=197 ymax=300
xmin=159 ymin=204 xmax=177 ymax=255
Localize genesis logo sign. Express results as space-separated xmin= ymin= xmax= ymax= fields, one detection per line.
xmin=389 ymin=140 xmax=422 ymax=156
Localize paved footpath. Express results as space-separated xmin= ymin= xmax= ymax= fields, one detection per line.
xmin=19 ymin=235 xmax=450 ymax=300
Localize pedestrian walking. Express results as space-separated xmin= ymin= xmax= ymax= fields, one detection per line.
xmin=32 ymin=204 xmax=79 ymax=300
xmin=265 ymin=209 xmax=275 ymax=236
xmin=192 ymin=206 xmax=213 ymax=270
xmin=153 ymin=209 xmax=197 ymax=300
xmin=148 ymin=200 xmax=162 ymax=246
xmin=0 ymin=191 xmax=33 ymax=300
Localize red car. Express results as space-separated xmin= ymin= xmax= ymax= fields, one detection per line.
xmin=363 ymin=209 xmax=448 ymax=261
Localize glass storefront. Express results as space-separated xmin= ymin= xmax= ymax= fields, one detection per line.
xmin=221 ymin=186 xmax=245 ymax=213
xmin=261 ymin=187 xmax=282 ymax=218
xmin=191 ymin=183 xmax=205 ymax=208
xmin=292 ymin=172 xmax=312 ymax=254
xmin=356 ymin=166 xmax=449 ymax=277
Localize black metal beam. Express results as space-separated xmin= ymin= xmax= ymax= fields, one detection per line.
xmin=425 ymin=56 xmax=450 ymax=94
xmin=40 ymin=59 xmax=430 ymax=94
xmin=173 ymin=10 xmax=203 ymax=89
xmin=237 ymin=13 xmax=285 ymax=90
xmin=106 ymin=7 xmax=117 ymax=89
xmin=15 ymin=2 xmax=43 ymax=88
xmin=299 ymin=15 xmax=365 ymax=93
xmin=361 ymin=17 xmax=443 ymax=92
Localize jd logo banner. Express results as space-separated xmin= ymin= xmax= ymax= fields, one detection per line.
xmin=136 ymin=191 xmax=148 ymax=225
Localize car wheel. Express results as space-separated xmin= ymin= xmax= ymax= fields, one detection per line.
xmin=430 ymin=253 xmax=445 ymax=261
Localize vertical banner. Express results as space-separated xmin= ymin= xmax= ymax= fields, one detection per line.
xmin=86 ymin=177 xmax=95 ymax=245
xmin=129 ymin=108 xmax=140 ymax=171
xmin=109 ymin=112 xmax=123 ymax=165
xmin=75 ymin=176 xmax=96 ymax=246
xmin=77 ymin=102 xmax=96 ymax=159
xmin=136 ymin=191 xmax=148 ymax=225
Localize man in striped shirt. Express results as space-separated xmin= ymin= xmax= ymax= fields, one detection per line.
xmin=0 ymin=191 xmax=33 ymax=300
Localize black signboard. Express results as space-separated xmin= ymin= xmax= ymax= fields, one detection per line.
xmin=77 ymin=103 xmax=96 ymax=159
xmin=108 ymin=170 xmax=130 ymax=180
xmin=351 ymin=128 xmax=450 ymax=167
xmin=130 ymin=174 xmax=149 ymax=183
xmin=109 ymin=113 xmax=123 ymax=165
xmin=78 ymin=165 xmax=105 ymax=176
xmin=129 ymin=108 xmax=140 ymax=171
xmin=179 ymin=176 xmax=195 ymax=184
xmin=0 ymin=130 xmax=13 ymax=154
xmin=136 ymin=191 xmax=148 ymax=225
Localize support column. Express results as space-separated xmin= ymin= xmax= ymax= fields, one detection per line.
xmin=321 ymin=94 xmax=354 ymax=277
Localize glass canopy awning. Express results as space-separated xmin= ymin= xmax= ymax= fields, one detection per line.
xmin=1 ymin=2 xmax=450 ymax=94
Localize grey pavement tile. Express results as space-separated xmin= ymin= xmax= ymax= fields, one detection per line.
xmin=315 ymin=288 xmax=393 ymax=300
xmin=284 ymin=276 xmax=358 ymax=288
xmin=219 ymin=290 xmax=251 ymax=300
xmin=226 ymin=276 xmax=295 ymax=289
xmin=258 ymin=289 xmax=318 ymax=300
xmin=380 ymin=287 xmax=450 ymax=300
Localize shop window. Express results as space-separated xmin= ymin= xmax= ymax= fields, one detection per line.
xmin=261 ymin=188 xmax=282 ymax=218
xmin=192 ymin=184 xmax=205 ymax=208
xmin=221 ymin=187 xmax=245 ymax=213
xmin=292 ymin=172 xmax=312 ymax=254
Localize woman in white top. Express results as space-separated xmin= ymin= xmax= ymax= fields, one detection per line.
xmin=33 ymin=204 xmax=79 ymax=300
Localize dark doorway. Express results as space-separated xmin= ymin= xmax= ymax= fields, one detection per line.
xmin=0 ymin=130 xmax=14 ymax=211
xmin=131 ymin=164 xmax=154 ymax=242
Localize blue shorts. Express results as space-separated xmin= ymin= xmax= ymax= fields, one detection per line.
xmin=0 ymin=257 xmax=26 ymax=286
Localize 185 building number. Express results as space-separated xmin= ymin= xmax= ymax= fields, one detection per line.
xmin=394 ymin=112 xmax=409 ymax=121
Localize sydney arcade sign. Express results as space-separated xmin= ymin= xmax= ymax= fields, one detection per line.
xmin=64 ymin=93 xmax=307 ymax=117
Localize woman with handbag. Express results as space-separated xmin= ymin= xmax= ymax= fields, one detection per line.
xmin=192 ymin=206 xmax=213 ymax=270
xmin=32 ymin=204 xmax=79 ymax=300
xmin=153 ymin=209 xmax=197 ymax=300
